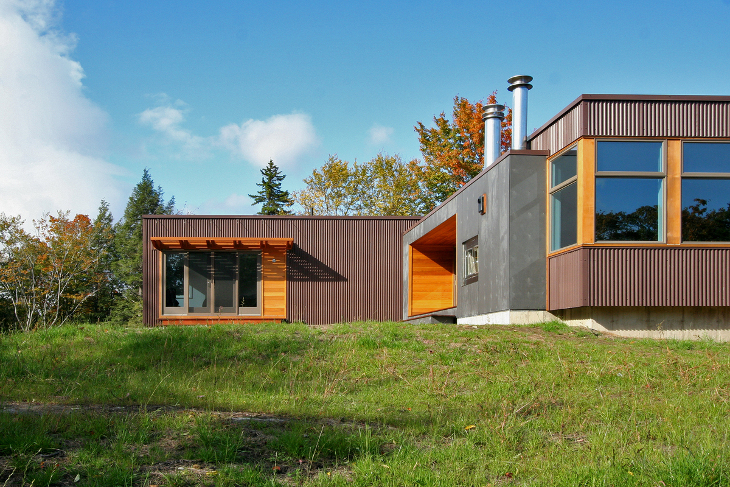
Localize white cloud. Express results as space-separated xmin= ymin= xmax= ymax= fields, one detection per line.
xmin=219 ymin=113 xmax=319 ymax=168
xmin=138 ymin=97 xmax=207 ymax=157
xmin=139 ymin=100 xmax=318 ymax=169
xmin=0 ymin=0 xmax=125 ymax=222
xmin=368 ymin=124 xmax=394 ymax=145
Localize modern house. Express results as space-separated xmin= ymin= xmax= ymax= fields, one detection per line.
xmin=143 ymin=77 xmax=730 ymax=340
xmin=142 ymin=216 xmax=419 ymax=326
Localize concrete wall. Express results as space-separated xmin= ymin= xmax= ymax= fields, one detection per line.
xmin=555 ymin=306 xmax=730 ymax=341
xmin=456 ymin=153 xmax=547 ymax=317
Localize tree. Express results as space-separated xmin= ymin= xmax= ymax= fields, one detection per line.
xmin=293 ymin=153 xmax=423 ymax=216
xmin=0 ymin=212 xmax=109 ymax=331
xmin=112 ymin=169 xmax=175 ymax=324
xmin=249 ymin=160 xmax=293 ymax=215
xmin=293 ymin=155 xmax=365 ymax=216
xmin=413 ymin=93 xmax=512 ymax=212
xmin=83 ymin=200 xmax=117 ymax=321
xmin=361 ymin=153 xmax=423 ymax=215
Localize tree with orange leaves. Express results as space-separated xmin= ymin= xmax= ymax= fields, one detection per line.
xmin=0 ymin=211 xmax=109 ymax=331
xmin=412 ymin=93 xmax=512 ymax=212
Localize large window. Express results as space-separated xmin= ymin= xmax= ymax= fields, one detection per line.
xmin=595 ymin=141 xmax=665 ymax=242
xmin=549 ymin=146 xmax=577 ymax=251
xmin=163 ymin=252 xmax=261 ymax=315
xmin=682 ymin=142 xmax=730 ymax=241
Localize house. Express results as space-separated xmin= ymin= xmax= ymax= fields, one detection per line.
xmin=403 ymin=77 xmax=730 ymax=340
xmin=142 ymin=215 xmax=419 ymax=326
xmin=143 ymin=77 xmax=730 ymax=340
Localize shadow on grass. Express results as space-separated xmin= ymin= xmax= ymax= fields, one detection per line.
xmin=0 ymin=407 xmax=389 ymax=487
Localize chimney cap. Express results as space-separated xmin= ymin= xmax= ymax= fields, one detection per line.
xmin=482 ymin=103 xmax=505 ymax=120
xmin=508 ymin=75 xmax=533 ymax=91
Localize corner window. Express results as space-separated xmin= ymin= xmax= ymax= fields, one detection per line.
xmin=463 ymin=236 xmax=478 ymax=285
xmin=549 ymin=146 xmax=578 ymax=251
xmin=595 ymin=141 xmax=665 ymax=242
xmin=681 ymin=142 xmax=730 ymax=242
xmin=163 ymin=252 xmax=261 ymax=316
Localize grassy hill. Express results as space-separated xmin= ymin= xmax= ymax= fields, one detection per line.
xmin=1 ymin=321 xmax=729 ymax=486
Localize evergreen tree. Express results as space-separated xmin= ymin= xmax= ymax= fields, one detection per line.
xmin=249 ymin=160 xmax=293 ymax=215
xmin=111 ymin=169 xmax=174 ymax=324
xmin=84 ymin=200 xmax=117 ymax=321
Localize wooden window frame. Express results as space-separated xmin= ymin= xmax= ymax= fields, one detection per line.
xmin=548 ymin=144 xmax=579 ymax=252
xmin=680 ymin=140 xmax=730 ymax=243
xmin=162 ymin=251 xmax=262 ymax=317
xmin=594 ymin=139 xmax=667 ymax=244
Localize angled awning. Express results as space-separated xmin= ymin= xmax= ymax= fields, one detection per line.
xmin=150 ymin=237 xmax=293 ymax=251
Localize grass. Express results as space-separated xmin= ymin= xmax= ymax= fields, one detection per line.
xmin=0 ymin=320 xmax=729 ymax=486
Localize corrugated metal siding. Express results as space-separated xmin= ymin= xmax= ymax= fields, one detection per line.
xmin=529 ymin=98 xmax=730 ymax=156
xmin=586 ymin=100 xmax=730 ymax=138
xmin=529 ymin=104 xmax=583 ymax=154
xmin=142 ymin=216 xmax=420 ymax=326
xmin=549 ymin=247 xmax=730 ymax=309
xmin=548 ymin=248 xmax=587 ymax=309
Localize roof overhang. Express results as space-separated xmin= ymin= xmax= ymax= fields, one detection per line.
xmin=150 ymin=237 xmax=293 ymax=251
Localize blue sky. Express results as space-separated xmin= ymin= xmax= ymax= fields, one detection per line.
xmin=2 ymin=0 xmax=729 ymax=221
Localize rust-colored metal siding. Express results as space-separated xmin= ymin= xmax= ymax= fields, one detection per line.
xmin=529 ymin=96 xmax=730 ymax=155
xmin=143 ymin=216 xmax=420 ymax=326
xmin=549 ymin=246 xmax=730 ymax=309
xmin=529 ymin=103 xmax=584 ymax=155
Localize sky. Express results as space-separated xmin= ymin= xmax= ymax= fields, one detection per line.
xmin=2 ymin=0 xmax=730 ymax=222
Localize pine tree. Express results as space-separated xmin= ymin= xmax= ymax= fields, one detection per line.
xmin=84 ymin=200 xmax=117 ymax=321
xmin=249 ymin=160 xmax=293 ymax=215
xmin=111 ymin=169 xmax=174 ymax=324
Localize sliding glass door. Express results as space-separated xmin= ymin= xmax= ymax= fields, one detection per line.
xmin=163 ymin=252 xmax=261 ymax=316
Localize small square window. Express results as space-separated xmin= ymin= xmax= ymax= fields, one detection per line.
xmin=463 ymin=236 xmax=478 ymax=285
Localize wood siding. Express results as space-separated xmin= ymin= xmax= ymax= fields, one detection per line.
xmin=409 ymin=246 xmax=455 ymax=315
xmin=262 ymin=245 xmax=286 ymax=318
xmin=549 ymin=246 xmax=730 ymax=309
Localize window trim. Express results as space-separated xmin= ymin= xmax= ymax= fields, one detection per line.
xmin=162 ymin=251 xmax=262 ymax=317
xmin=462 ymin=236 xmax=478 ymax=285
xmin=549 ymin=144 xmax=579 ymax=252
xmin=680 ymin=140 xmax=730 ymax=243
xmin=594 ymin=139 xmax=667 ymax=243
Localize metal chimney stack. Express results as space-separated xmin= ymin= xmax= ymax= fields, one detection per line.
xmin=508 ymin=75 xmax=533 ymax=150
xmin=483 ymin=103 xmax=505 ymax=168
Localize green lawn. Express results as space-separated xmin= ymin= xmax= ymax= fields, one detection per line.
xmin=1 ymin=321 xmax=729 ymax=486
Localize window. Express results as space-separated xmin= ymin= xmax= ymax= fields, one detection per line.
xmin=595 ymin=141 xmax=665 ymax=242
xmin=682 ymin=142 xmax=730 ymax=242
xmin=549 ymin=146 xmax=577 ymax=251
xmin=163 ymin=252 xmax=261 ymax=315
xmin=463 ymin=236 xmax=478 ymax=285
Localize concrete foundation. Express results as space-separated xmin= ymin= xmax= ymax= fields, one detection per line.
xmin=457 ymin=310 xmax=559 ymax=326
xmin=554 ymin=306 xmax=730 ymax=341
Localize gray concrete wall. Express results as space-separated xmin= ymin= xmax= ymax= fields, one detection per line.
xmin=457 ymin=160 xmax=510 ymax=316
xmin=507 ymin=154 xmax=547 ymax=310
xmin=556 ymin=306 xmax=730 ymax=342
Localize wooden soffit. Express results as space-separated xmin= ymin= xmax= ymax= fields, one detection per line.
xmin=151 ymin=237 xmax=293 ymax=251
xmin=412 ymin=215 xmax=457 ymax=248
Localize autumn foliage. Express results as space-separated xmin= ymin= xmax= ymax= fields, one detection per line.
xmin=412 ymin=93 xmax=512 ymax=212
xmin=0 ymin=212 xmax=111 ymax=331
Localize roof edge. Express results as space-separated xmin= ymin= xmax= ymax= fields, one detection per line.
xmin=143 ymin=214 xmax=422 ymax=220
xmin=402 ymin=149 xmax=550 ymax=235
xmin=527 ymin=94 xmax=730 ymax=143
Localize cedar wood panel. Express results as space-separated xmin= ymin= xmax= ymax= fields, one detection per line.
xmin=143 ymin=215 xmax=420 ymax=326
